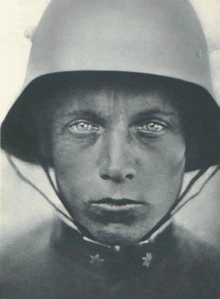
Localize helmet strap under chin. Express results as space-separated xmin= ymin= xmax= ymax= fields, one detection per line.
xmin=41 ymin=160 xmax=219 ymax=245
xmin=138 ymin=166 xmax=219 ymax=243
xmin=6 ymin=153 xmax=219 ymax=246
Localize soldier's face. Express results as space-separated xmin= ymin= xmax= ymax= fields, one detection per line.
xmin=48 ymin=82 xmax=186 ymax=246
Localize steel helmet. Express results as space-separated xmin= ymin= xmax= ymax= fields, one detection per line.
xmin=1 ymin=0 xmax=220 ymax=171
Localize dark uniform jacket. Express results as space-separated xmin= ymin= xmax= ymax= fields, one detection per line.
xmin=1 ymin=219 xmax=220 ymax=299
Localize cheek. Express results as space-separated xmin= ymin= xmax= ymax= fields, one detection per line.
xmin=165 ymin=137 xmax=186 ymax=174
xmin=146 ymin=133 xmax=185 ymax=170
xmin=53 ymin=138 xmax=98 ymax=174
xmin=51 ymin=135 xmax=99 ymax=195
xmin=137 ymin=136 xmax=186 ymax=196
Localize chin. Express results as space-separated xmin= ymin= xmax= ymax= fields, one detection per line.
xmin=89 ymin=224 xmax=145 ymax=246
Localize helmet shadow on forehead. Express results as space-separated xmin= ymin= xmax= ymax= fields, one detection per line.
xmin=1 ymin=71 xmax=219 ymax=172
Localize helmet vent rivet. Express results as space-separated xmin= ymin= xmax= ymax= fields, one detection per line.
xmin=24 ymin=26 xmax=36 ymax=42
xmin=195 ymin=48 xmax=203 ymax=58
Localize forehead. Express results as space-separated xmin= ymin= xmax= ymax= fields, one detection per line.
xmin=47 ymin=76 xmax=180 ymax=120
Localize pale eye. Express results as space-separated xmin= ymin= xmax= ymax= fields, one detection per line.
xmin=138 ymin=122 xmax=165 ymax=132
xmin=68 ymin=121 xmax=99 ymax=133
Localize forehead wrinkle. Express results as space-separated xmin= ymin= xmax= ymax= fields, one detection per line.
xmin=114 ymin=90 xmax=179 ymax=123
xmin=51 ymin=86 xmax=119 ymax=121
xmin=49 ymin=82 xmax=180 ymax=125
xmin=110 ymin=85 xmax=128 ymax=124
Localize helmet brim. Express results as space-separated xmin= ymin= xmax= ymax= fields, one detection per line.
xmin=1 ymin=71 xmax=220 ymax=172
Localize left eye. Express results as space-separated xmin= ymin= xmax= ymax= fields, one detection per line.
xmin=67 ymin=121 xmax=99 ymax=133
xmin=137 ymin=122 xmax=165 ymax=132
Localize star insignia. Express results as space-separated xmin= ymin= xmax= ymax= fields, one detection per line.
xmin=142 ymin=252 xmax=153 ymax=267
xmin=89 ymin=254 xmax=104 ymax=264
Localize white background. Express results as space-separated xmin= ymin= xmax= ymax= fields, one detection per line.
xmin=1 ymin=0 xmax=220 ymax=251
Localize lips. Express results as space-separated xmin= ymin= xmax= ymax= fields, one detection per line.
xmin=88 ymin=197 xmax=145 ymax=224
xmin=90 ymin=197 xmax=143 ymax=209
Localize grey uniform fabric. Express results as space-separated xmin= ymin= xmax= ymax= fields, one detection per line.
xmin=1 ymin=219 xmax=220 ymax=299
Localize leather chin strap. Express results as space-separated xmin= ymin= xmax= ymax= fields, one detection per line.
xmin=6 ymin=153 xmax=219 ymax=247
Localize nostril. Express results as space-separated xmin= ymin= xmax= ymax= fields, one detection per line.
xmin=126 ymin=173 xmax=134 ymax=180
xmin=100 ymin=170 xmax=135 ymax=181
xmin=101 ymin=174 xmax=109 ymax=180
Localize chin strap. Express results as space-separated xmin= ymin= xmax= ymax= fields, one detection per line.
xmin=6 ymin=153 xmax=219 ymax=247
xmin=138 ymin=166 xmax=219 ymax=244
xmin=6 ymin=154 xmax=74 ymax=224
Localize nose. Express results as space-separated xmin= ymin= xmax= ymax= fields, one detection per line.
xmin=98 ymin=129 xmax=136 ymax=183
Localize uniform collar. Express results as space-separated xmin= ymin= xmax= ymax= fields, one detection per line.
xmin=58 ymin=211 xmax=172 ymax=250
xmin=51 ymin=220 xmax=176 ymax=271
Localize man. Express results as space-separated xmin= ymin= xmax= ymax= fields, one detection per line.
xmin=1 ymin=0 xmax=220 ymax=298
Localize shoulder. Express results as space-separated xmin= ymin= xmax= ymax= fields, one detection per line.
xmin=171 ymin=224 xmax=220 ymax=288
xmin=1 ymin=219 xmax=54 ymax=278
xmin=173 ymin=224 xmax=220 ymax=263
xmin=0 ymin=219 xmax=103 ymax=299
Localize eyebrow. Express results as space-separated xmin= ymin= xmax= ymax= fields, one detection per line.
xmin=130 ymin=109 xmax=178 ymax=123
xmin=60 ymin=109 xmax=107 ymax=126
xmin=59 ymin=108 xmax=178 ymax=125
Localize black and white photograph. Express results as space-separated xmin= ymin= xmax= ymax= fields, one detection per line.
xmin=1 ymin=0 xmax=220 ymax=298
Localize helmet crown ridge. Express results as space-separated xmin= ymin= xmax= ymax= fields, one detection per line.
xmin=25 ymin=0 xmax=213 ymax=96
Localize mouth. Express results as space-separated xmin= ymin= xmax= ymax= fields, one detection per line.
xmin=88 ymin=197 xmax=146 ymax=224
xmin=90 ymin=198 xmax=143 ymax=210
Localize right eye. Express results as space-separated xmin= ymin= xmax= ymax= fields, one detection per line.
xmin=67 ymin=121 xmax=100 ymax=133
